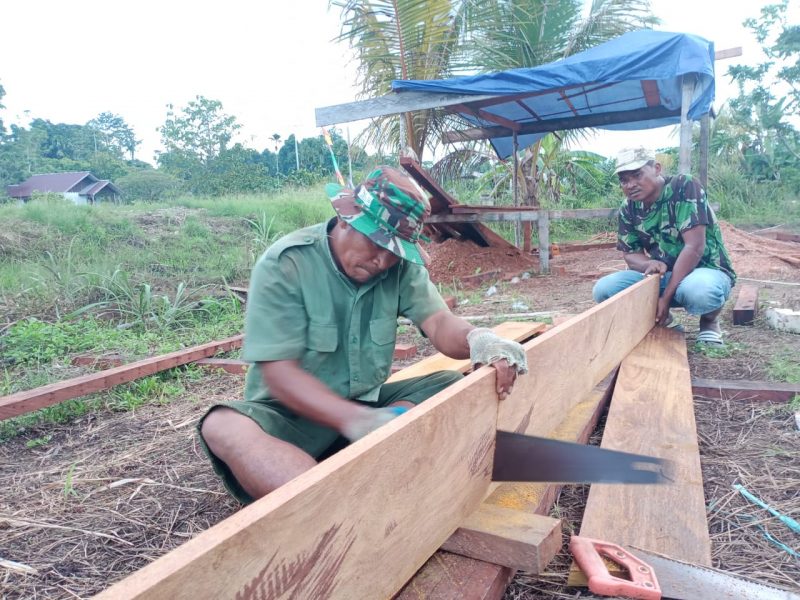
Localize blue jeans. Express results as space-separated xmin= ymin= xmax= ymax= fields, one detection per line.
xmin=592 ymin=268 xmax=733 ymax=315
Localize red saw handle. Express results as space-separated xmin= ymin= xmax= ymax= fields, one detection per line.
xmin=570 ymin=535 xmax=661 ymax=600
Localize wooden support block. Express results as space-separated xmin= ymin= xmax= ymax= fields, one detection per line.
xmin=71 ymin=354 xmax=125 ymax=370
xmin=194 ymin=358 xmax=248 ymax=375
xmin=397 ymin=551 xmax=514 ymax=600
xmin=440 ymin=505 xmax=561 ymax=572
xmin=0 ymin=335 xmax=244 ymax=421
xmin=692 ymin=378 xmax=800 ymax=402
xmin=733 ymin=284 xmax=759 ymax=325
xmin=393 ymin=343 xmax=418 ymax=361
xmin=569 ymin=327 xmax=711 ymax=586
xmin=549 ymin=265 xmax=567 ymax=276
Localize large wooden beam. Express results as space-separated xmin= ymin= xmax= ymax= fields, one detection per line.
xmin=0 ymin=335 xmax=244 ymax=421
xmin=97 ymin=280 xmax=658 ymax=600
xmin=569 ymin=327 xmax=711 ymax=586
xmin=497 ymin=276 xmax=657 ymax=437
xmin=398 ymin=369 xmax=619 ymax=599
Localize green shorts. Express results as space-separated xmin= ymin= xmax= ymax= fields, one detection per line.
xmin=198 ymin=370 xmax=463 ymax=504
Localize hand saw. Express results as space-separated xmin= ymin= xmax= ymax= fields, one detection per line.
xmin=570 ymin=535 xmax=800 ymax=599
xmin=492 ymin=430 xmax=670 ymax=484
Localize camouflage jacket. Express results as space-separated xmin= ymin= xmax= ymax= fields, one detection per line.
xmin=617 ymin=174 xmax=736 ymax=284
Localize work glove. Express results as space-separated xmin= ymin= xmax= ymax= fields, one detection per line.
xmin=467 ymin=328 xmax=529 ymax=374
xmin=341 ymin=406 xmax=408 ymax=442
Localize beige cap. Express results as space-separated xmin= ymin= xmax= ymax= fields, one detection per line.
xmin=614 ymin=147 xmax=656 ymax=174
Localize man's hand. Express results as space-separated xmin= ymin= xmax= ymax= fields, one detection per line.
xmin=467 ymin=328 xmax=528 ymax=400
xmin=340 ymin=406 xmax=408 ymax=442
xmin=643 ymin=260 xmax=667 ymax=277
xmin=490 ymin=358 xmax=517 ymax=400
xmin=655 ymin=296 xmax=671 ymax=325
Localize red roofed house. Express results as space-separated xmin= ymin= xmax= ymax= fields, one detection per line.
xmin=6 ymin=171 xmax=122 ymax=204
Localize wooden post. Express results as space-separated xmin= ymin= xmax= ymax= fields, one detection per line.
xmin=537 ymin=210 xmax=550 ymax=274
xmin=699 ymin=112 xmax=710 ymax=188
xmin=678 ymin=74 xmax=695 ymax=174
xmin=512 ymin=132 xmax=523 ymax=249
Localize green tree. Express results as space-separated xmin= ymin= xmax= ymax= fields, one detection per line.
xmin=0 ymin=82 xmax=6 ymax=138
xmin=86 ymin=112 xmax=140 ymax=160
xmin=157 ymin=96 xmax=241 ymax=166
xmin=725 ymin=0 xmax=800 ymax=187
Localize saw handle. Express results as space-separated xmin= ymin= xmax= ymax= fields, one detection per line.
xmin=570 ymin=535 xmax=661 ymax=600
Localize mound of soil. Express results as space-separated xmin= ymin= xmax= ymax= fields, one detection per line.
xmin=426 ymin=238 xmax=537 ymax=284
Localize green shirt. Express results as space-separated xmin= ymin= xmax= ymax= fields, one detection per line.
xmin=617 ymin=174 xmax=736 ymax=284
xmin=242 ymin=220 xmax=447 ymax=405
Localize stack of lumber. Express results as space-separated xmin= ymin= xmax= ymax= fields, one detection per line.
xmin=94 ymin=277 xmax=659 ymax=599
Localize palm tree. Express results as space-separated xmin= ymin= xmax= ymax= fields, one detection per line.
xmin=270 ymin=133 xmax=281 ymax=174
xmin=333 ymin=0 xmax=657 ymax=163
xmin=332 ymin=0 xmax=465 ymax=162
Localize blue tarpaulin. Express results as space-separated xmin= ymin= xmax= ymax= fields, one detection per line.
xmin=392 ymin=30 xmax=715 ymax=158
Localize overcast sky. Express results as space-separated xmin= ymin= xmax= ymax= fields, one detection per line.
xmin=0 ymin=0 xmax=792 ymax=165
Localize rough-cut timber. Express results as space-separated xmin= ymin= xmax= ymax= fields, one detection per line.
xmin=399 ymin=370 xmax=618 ymax=599
xmin=97 ymin=280 xmax=657 ymax=600
xmin=387 ymin=321 xmax=546 ymax=383
xmin=194 ymin=358 xmax=249 ymax=375
xmin=0 ymin=335 xmax=244 ymax=421
xmin=496 ymin=276 xmax=658 ymax=437
xmin=439 ymin=505 xmax=561 ymax=571
xmin=569 ymin=327 xmax=711 ymax=586
xmin=98 ymin=364 xmax=505 ymax=600
xmin=733 ymin=284 xmax=759 ymax=325
xmin=692 ymin=378 xmax=800 ymax=402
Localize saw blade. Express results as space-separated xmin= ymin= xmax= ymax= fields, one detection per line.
xmin=628 ymin=547 xmax=800 ymax=600
xmin=492 ymin=431 xmax=670 ymax=484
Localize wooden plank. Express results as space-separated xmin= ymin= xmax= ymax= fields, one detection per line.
xmin=733 ymin=284 xmax=759 ymax=325
xmin=194 ymin=358 xmax=249 ymax=375
xmin=553 ymin=241 xmax=617 ymax=253
xmin=715 ymin=46 xmax=743 ymax=60
xmin=439 ymin=505 xmax=561 ymax=571
xmin=427 ymin=207 xmax=617 ymax=224
xmin=99 ymin=364 xmax=504 ymax=600
xmin=386 ymin=321 xmax=546 ymax=383
xmin=0 ymin=335 xmax=244 ymax=421
xmin=315 ymin=90 xmax=502 ymax=127
xmin=692 ymin=378 xmax=800 ymax=402
xmin=569 ymin=327 xmax=711 ymax=586
xmin=496 ymin=276 xmax=657 ymax=438
xmin=399 ymin=369 xmax=618 ymax=600
xmin=98 ymin=281 xmax=655 ymax=600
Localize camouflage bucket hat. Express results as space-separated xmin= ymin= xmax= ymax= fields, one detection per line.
xmin=614 ymin=147 xmax=656 ymax=174
xmin=326 ymin=166 xmax=431 ymax=265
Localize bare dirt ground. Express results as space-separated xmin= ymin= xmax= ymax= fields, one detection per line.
xmin=1 ymin=224 xmax=799 ymax=599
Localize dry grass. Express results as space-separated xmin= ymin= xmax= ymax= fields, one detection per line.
xmin=0 ymin=375 xmax=240 ymax=599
